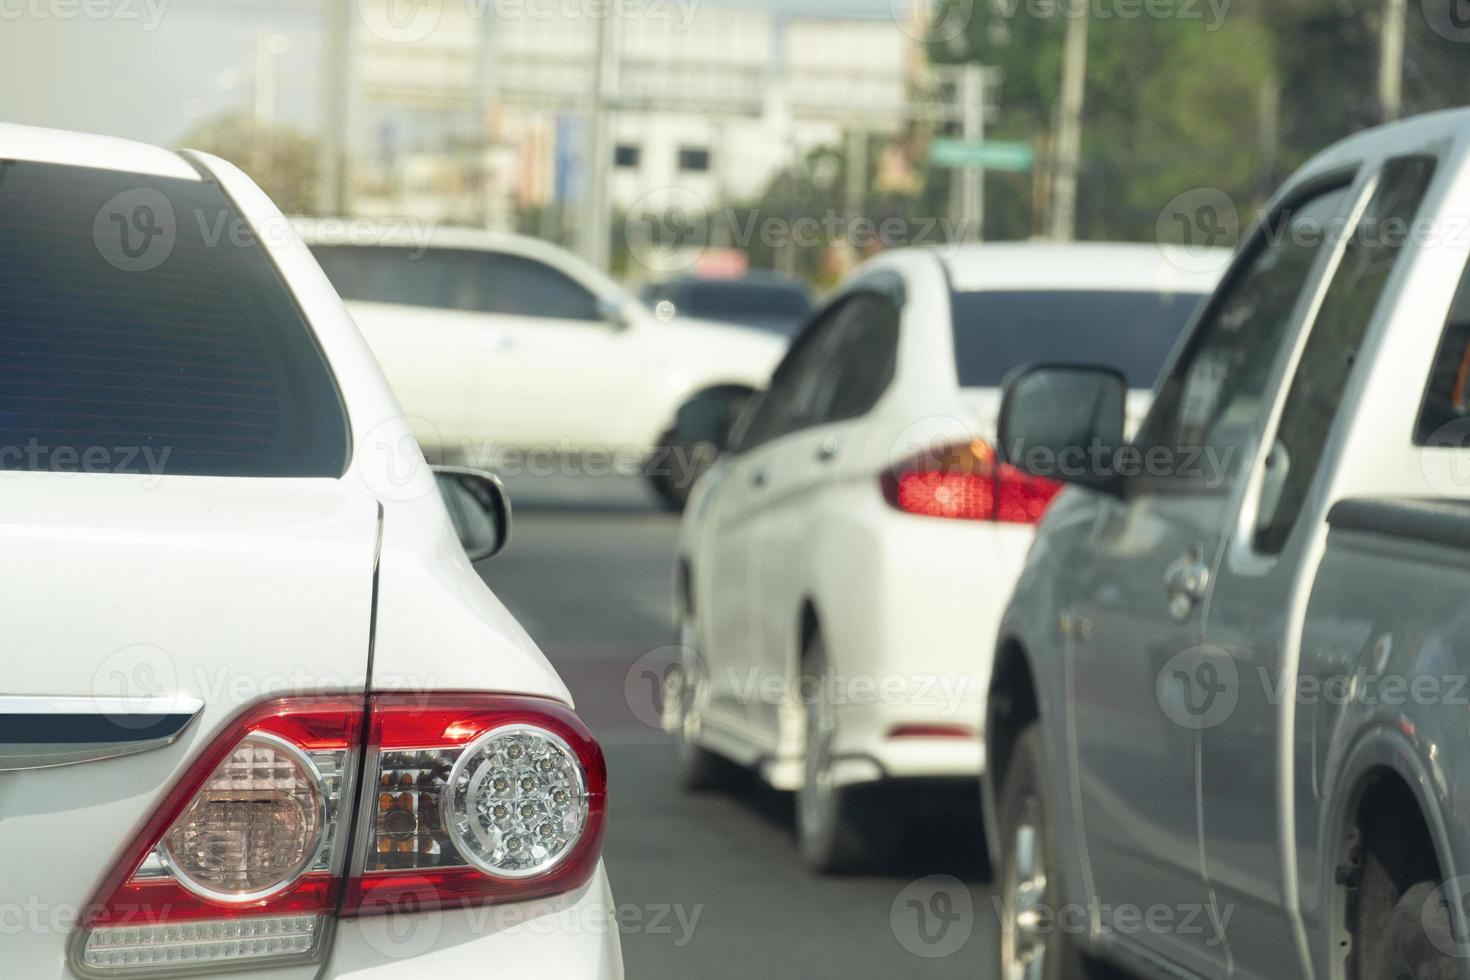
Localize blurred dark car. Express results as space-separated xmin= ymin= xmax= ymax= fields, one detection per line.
xmin=640 ymin=272 xmax=814 ymax=337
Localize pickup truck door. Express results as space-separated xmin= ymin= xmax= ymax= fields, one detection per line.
xmin=1068 ymin=182 xmax=1354 ymax=976
xmin=1199 ymin=157 xmax=1437 ymax=980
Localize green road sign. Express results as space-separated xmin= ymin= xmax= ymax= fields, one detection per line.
xmin=929 ymin=139 xmax=1035 ymax=173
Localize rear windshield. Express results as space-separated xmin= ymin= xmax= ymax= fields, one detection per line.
xmin=950 ymin=289 xmax=1206 ymax=389
xmin=0 ymin=161 xmax=349 ymax=477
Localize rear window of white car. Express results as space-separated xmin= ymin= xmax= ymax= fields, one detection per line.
xmin=0 ymin=161 xmax=349 ymax=478
xmin=950 ymin=289 xmax=1206 ymax=389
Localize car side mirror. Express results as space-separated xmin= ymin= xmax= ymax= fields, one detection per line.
xmin=673 ymin=389 xmax=752 ymax=456
xmin=998 ymin=365 xmax=1127 ymax=493
xmin=597 ymin=298 xmax=632 ymax=332
xmin=434 ymin=466 xmax=512 ymax=562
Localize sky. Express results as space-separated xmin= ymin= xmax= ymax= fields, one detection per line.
xmin=1 ymin=0 xmax=908 ymax=146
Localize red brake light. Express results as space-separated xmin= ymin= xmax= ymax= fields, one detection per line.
xmin=342 ymin=693 xmax=607 ymax=917
xmin=74 ymin=694 xmax=607 ymax=975
xmin=881 ymin=440 xmax=1062 ymax=524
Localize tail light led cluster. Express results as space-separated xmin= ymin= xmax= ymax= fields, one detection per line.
xmin=74 ymin=694 xmax=606 ymax=977
xmin=345 ymin=694 xmax=606 ymax=915
xmin=881 ymin=440 xmax=1062 ymax=524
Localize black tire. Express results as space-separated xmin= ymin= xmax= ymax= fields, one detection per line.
xmin=796 ymin=635 xmax=877 ymax=873
xmin=997 ymin=724 xmax=1094 ymax=980
xmin=646 ymin=430 xmax=705 ymax=511
xmin=1369 ymin=881 xmax=1461 ymax=980
xmin=667 ymin=623 xmax=734 ymax=792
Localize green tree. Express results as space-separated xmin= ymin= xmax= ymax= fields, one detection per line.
xmin=181 ymin=113 xmax=319 ymax=216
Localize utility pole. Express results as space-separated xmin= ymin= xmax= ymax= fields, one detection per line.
xmin=253 ymin=34 xmax=289 ymax=129
xmin=845 ymin=128 xmax=867 ymax=232
xmin=1050 ymin=0 xmax=1088 ymax=241
xmin=474 ymin=11 xmax=496 ymax=228
xmin=316 ymin=0 xmax=354 ymax=217
xmin=578 ymin=15 xmax=621 ymax=272
xmin=1379 ymin=0 xmax=1407 ymax=123
xmin=960 ymin=64 xmax=986 ymax=241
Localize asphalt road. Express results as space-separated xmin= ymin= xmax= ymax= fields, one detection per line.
xmin=482 ymin=474 xmax=996 ymax=979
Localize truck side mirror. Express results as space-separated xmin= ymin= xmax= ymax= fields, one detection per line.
xmin=998 ymin=365 xmax=1127 ymax=493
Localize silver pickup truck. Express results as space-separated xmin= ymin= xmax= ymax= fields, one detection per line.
xmin=984 ymin=109 xmax=1470 ymax=980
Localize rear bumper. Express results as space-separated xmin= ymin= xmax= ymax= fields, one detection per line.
xmin=323 ymin=863 xmax=623 ymax=979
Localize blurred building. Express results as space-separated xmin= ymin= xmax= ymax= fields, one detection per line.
xmin=350 ymin=6 xmax=916 ymax=238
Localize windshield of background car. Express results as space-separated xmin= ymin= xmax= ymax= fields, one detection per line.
xmin=679 ymin=281 xmax=813 ymax=325
xmin=0 ymin=161 xmax=349 ymax=478
xmin=949 ymin=289 xmax=1207 ymax=389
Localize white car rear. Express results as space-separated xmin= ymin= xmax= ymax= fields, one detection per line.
xmin=671 ymin=242 xmax=1225 ymax=871
xmin=296 ymin=222 xmax=787 ymax=507
xmin=0 ymin=125 xmax=620 ymax=978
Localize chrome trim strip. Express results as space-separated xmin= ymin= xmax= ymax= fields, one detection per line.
xmin=0 ymin=694 xmax=203 ymax=772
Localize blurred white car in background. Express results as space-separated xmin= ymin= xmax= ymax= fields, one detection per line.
xmin=670 ymin=242 xmax=1227 ymax=871
xmin=1 ymin=124 xmax=619 ymax=978
xmin=298 ymin=222 xmax=787 ymax=507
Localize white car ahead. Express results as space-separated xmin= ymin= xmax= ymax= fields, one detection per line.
xmin=297 ymin=221 xmax=787 ymax=507
xmin=671 ymin=242 xmax=1226 ymax=871
xmin=1 ymin=125 xmax=620 ymax=978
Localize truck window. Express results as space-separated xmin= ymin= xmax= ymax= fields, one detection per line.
xmin=1255 ymin=156 xmax=1437 ymax=553
xmin=1417 ymin=235 xmax=1470 ymax=446
xmin=1136 ymin=181 xmax=1354 ymax=489
xmin=1 ymin=162 xmax=350 ymax=478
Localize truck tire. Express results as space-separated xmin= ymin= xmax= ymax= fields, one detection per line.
xmin=1369 ymin=881 xmax=1461 ymax=979
xmin=997 ymin=724 xmax=1094 ymax=980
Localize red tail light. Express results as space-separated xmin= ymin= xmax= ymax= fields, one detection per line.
xmin=342 ymin=693 xmax=607 ymax=916
xmin=881 ymin=440 xmax=1062 ymax=524
xmin=75 ymin=694 xmax=605 ymax=976
xmin=77 ymin=697 xmax=361 ymax=974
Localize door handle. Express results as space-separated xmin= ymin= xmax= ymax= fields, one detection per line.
xmin=816 ymin=437 xmax=842 ymax=463
xmin=1163 ymin=547 xmax=1211 ymax=620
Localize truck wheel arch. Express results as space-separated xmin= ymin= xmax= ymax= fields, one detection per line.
xmin=984 ymin=637 xmax=1039 ymax=865
xmin=1329 ymin=730 xmax=1458 ymax=978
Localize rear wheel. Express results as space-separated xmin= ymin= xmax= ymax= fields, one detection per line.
xmin=1369 ymin=881 xmax=1461 ymax=979
xmin=796 ymin=635 xmax=876 ymax=873
xmin=998 ymin=724 xmax=1093 ymax=980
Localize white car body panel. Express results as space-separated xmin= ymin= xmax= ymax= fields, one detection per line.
xmin=0 ymin=127 xmax=616 ymax=977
